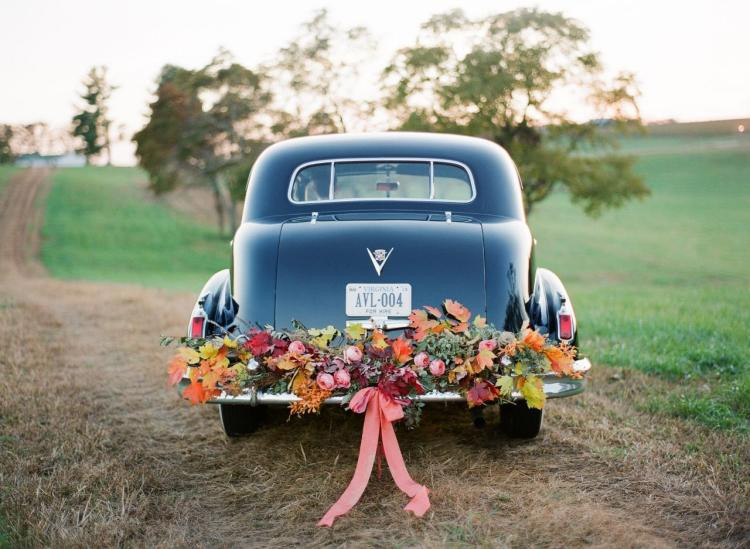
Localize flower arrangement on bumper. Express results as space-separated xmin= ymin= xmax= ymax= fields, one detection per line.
xmin=164 ymin=299 xmax=578 ymax=525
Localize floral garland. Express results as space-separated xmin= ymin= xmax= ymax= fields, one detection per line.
xmin=165 ymin=299 xmax=578 ymax=424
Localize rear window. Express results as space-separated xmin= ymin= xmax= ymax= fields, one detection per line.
xmin=290 ymin=160 xmax=474 ymax=203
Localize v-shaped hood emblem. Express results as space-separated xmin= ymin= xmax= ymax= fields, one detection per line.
xmin=366 ymin=248 xmax=394 ymax=277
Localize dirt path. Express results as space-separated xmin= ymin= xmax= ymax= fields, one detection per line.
xmin=0 ymin=169 xmax=747 ymax=547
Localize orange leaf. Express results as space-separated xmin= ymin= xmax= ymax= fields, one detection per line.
xmin=371 ymin=329 xmax=389 ymax=350
xmin=183 ymin=380 xmax=207 ymax=405
xmin=521 ymin=329 xmax=546 ymax=352
xmin=391 ymin=336 xmax=413 ymax=364
xmin=475 ymin=349 xmax=495 ymax=371
xmin=444 ymin=299 xmax=471 ymax=322
xmin=424 ymin=305 xmax=443 ymax=318
xmin=544 ymin=345 xmax=575 ymax=376
xmin=167 ymin=357 xmax=187 ymax=386
xmin=450 ymin=321 xmax=469 ymax=334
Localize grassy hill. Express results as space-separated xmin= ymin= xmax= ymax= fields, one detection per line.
xmin=31 ymin=127 xmax=750 ymax=433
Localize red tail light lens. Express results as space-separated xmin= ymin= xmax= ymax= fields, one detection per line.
xmin=190 ymin=316 xmax=206 ymax=338
xmin=558 ymin=313 xmax=573 ymax=341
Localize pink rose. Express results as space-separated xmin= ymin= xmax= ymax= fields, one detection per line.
xmin=288 ymin=340 xmax=306 ymax=355
xmin=344 ymin=345 xmax=363 ymax=363
xmin=414 ymin=351 xmax=430 ymax=368
xmin=478 ymin=339 xmax=497 ymax=352
xmin=316 ymin=372 xmax=335 ymax=391
xmin=333 ymin=368 xmax=351 ymax=389
xmin=429 ymin=359 xmax=446 ymax=377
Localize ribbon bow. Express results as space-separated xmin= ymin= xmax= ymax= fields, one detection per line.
xmin=318 ymin=387 xmax=431 ymax=527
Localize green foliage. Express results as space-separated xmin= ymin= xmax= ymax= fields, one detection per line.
xmin=133 ymin=51 xmax=270 ymax=234
xmin=383 ymin=8 xmax=650 ymax=215
xmin=71 ymin=66 xmax=114 ymax=164
xmin=0 ymin=125 xmax=14 ymax=164
xmin=41 ymin=167 xmax=227 ymax=289
xmin=531 ymin=134 xmax=750 ymax=431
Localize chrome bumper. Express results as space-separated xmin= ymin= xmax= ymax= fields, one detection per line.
xmin=184 ymin=358 xmax=591 ymax=406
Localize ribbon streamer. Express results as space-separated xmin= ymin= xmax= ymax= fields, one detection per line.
xmin=318 ymin=387 xmax=431 ymax=527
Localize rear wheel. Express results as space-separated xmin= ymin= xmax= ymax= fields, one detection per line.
xmin=219 ymin=404 xmax=267 ymax=437
xmin=499 ymin=400 xmax=543 ymax=439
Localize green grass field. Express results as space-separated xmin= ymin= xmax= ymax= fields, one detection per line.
xmin=41 ymin=167 xmax=228 ymax=289
xmin=531 ymin=136 xmax=750 ymax=432
xmin=30 ymin=130 xmax=750 ymax=433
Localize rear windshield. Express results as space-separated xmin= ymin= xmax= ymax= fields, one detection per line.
xmin=290 ymin=160 xmax=474 ymax=203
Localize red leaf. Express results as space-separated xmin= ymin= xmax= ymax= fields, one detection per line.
xmin=466 ymin=379 xmax=500 ymax=408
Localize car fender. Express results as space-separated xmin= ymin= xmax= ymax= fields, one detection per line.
xmin=189 ymin=269 xmax=238 ymax=336
xmin=528 ymin=268 xmax=578 ymax=346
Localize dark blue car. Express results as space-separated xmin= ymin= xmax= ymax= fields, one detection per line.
xmin=185 ymin=132 xmax=591 ymax=437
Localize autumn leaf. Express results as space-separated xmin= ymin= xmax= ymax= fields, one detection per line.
xmin=544 ymin=345 xmax=575 ymax=376
xmin=466 ymin=379 xmax=500 ymax=408
xmin=276 ymin=357 xmax=297 ymax=371
xmin=518 ymin=375 xmax=545 ymax=409
xmin=391 ymin=337 xmax=413 ymax=364
xmin=495 ymin=375 xmax=514 ymax=396
xmin=521 ymin=329 xmax=546 ymax=352
xmin=424 ymin=305 xmax=443 ymax=318
xmin=410 ymin=309 xmax=439 ymax=341
xmin=346 ymin=323 xmax=366 ymax=340
xmin=166 ymin=356 xmax=187 ymax=386
xmin=448 ymin=365 xmax=467 ymax=383
xmin=444 ymin=299 xmax=471 ymax=322
xmin=475 ymin=349 xmax=495 ymax=371
xmin=199 ymin=342 xmax=219 ymax=360
xmin=182 ymin=379 xmax=207 ymax=405
xmin=308 ymin=326 xmax=338 ymax=348
xmin=371 ymin=329 xmax=389 ymax=350
xmin=473 ymin=315 xmax=487 ymax=328
xmin=178 ymin=347 xmax=200 ymax=365
xmin=450 ymin=321 xmax=469 ymax=334
xmin=223 ymin=336 xmax=238 ymax=349
xmin=201 ymin=369 xmax=222 ymax=391
xmin=290 ymin=369 xmax=311 ymax=395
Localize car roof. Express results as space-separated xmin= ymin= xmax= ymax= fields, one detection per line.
xmin=242 ymin=132 xmax=525 ymax=221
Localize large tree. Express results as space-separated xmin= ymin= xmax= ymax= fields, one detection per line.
xmin=72 ymin=66 xmax=115 ymax=165
xmin=268 ymin=9 xmax=377 ymax=136
xmin=382 ymin=8 xmax=649 ymax=215
xmin=133 ymin=51 xmax=271 ymax=234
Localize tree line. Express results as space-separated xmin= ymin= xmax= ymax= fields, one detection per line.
xmin=4 ymin=8 xmax=649 ymax=233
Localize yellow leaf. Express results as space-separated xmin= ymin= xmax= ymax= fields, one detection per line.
xmin=276 ymin=358 xmax=297 ymax=371
xmin=198 ymin=342 xmax=218 ymax=360
xmin=346 ymin=323 xmax=366 ymax=340
xmin=473 ymin=315 xmax=487 ymax=328
xmin=495 ymin=375 xmax=514 ymax=396
xmin=519 ymin=375 xmax=546 ymax=410
xmin=308 ymin=326 xmax=338 ymax=348
xmin=290 ymin=369 xmax=311 ymax=395
xmin=371 ymin=330 xmax=389 ymax=350
xmin=178 ymin=347 xmax=201 ymax=365
xmin=223 ymin=336 xmax=238 ymax=349
xmin=475 ymin=349 xmax=495 ymax=371
xmin=448 ymin=365 xmax=466 ymax=384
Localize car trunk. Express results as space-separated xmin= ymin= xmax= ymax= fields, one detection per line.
xmin=274 ymin=217 xmax=486 ymax=330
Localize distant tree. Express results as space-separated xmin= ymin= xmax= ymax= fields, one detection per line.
xmin=383 ymin=8 xmax=649 ymax=215
xmin=72 ymin=66 xmax=114 ymax=165
xmin=268 ymin=9 xmax=377 ymax=136
xmin=133 ymin=51 xmax=271 ymax=234
xmin=0 ymin=125 xmax=13 ymax=164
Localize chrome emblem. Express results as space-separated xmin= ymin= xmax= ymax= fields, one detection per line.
xmin=366 ymin=247 xmax=393 ymax=277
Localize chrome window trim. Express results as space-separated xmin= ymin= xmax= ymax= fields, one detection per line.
xmin=287 ymin=157 xmax=477 ymax=205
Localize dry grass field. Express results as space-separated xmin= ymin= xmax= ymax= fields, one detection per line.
xmin=0 ymin=166 xmax=749 ymax=547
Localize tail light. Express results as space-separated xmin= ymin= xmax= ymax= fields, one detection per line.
xmin=190 ymin=315 xmax=206 ymax=338
xmin=557 ymin=297 xmax=574 ymax=341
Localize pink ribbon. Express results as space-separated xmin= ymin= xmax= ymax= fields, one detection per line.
xmin=318 ymin=387 xmax=431 ymax=527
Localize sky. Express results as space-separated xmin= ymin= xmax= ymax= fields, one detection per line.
xmin=1 ymin=0 xmax=748 ymax=165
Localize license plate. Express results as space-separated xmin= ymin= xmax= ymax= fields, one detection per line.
xmin=346 ymin=283 xmax=412 ymax=317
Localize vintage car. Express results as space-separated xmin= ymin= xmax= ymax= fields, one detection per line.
xmin=181 ymin=132 xmax=591 ymax=438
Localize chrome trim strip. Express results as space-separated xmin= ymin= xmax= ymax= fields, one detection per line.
xmin=205 ymin=358 xmax=592 ymax=406
xmin=287 ymin=157 xmax=477 ymax=205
